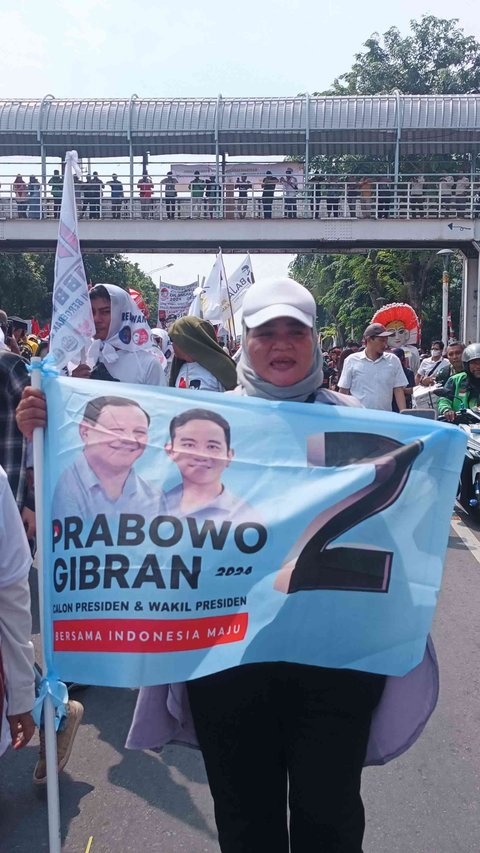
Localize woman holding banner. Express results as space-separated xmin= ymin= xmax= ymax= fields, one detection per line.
xmin=126 ymin=277 xmax=439 ymax=853
xmin=16 ymin=278 xmax=439 ymax=852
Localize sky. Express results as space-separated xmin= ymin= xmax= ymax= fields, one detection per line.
xmin=1 ymin=0 xmax=479 ymax=286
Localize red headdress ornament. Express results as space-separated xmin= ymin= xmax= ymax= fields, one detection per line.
xmin=371 ymin=303 xmax=419 ymax=344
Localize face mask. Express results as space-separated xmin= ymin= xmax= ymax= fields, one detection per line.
xmin=431 ymin=349 xmax=442 ymax=356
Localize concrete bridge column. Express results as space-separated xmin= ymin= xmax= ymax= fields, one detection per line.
xmin=462 ymin=249 xmax=480 ymax=344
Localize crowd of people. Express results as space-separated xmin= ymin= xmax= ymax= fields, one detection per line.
xmin=5 ymin=169 xmax=480 ymax=221
xmin=0 ymin=278 xmax=470 ymax=851
xmin=320 ymin=334 xmax=473 ymax=417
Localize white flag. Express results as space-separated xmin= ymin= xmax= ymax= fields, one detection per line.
xmin=202 ymin=253 xmax=231 ymax=326
xmin=188 ymin=286 xmax=205 ymax=318
xmin=50 ymin=150 xmax=95 ymax=369
xmin=227 ymin=254 xmax=255 ymax=313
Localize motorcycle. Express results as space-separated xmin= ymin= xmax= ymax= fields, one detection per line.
xmin=438 ymin=407 xmax=480 ymax=517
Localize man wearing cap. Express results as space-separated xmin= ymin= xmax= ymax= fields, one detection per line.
xmin=90 ymin=171 xmax=104 ymax=219
xmin=261 ymin=171 xmax=278 ymax=219
xmin=280 ymin=168 xmax=299 ymax=218
xmin=48 ymin=170 xmax=63 ymax=218
xmin=106 ymin=174 xmax=124 ymax=219
xmin=235 ymin=175 xmax=253 ymax=219
xmin=189 ymin=171 xmax=205 ymax=218
xmin=161 ymin=172 xmax=178 ymax=220
xmin=338 ymin=323 xmax=407 ymax=411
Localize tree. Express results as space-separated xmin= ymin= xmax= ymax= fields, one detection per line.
xmin=291 ymin=250 xmax=463 ymax=345
xmin=0 ymin=254 xmax=52 ymax=320
xmin=0 ymin=252 xmax=158 ymax=324
xmin=325 ymin=16 xmax=480 ymax=96
xmin=292 ymin=15 xmax=476 ymax=342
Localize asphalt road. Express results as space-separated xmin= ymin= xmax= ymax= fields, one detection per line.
xmin=1 ymin=510 xmax=479 ymax=853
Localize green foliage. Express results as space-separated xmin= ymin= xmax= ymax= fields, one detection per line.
xmin=0 ymin=252 xmax=157 ymax=323
xmin=324 ymin=16 xmax=480 ymax=96
xmin=291 ymin=15 xmax=477 ymax=342
xmin=0 ymin=254 xmax=52 ymax=320
xmin=291 ymin=250 xmax=462 ymax=346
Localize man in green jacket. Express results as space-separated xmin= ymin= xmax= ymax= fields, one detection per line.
xmin=437 ymin=343 xmax=480 ymax=421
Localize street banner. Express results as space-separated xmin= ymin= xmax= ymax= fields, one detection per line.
xmin=41 ymin=376 xmax=465 ymax=688
xmin=158 ymin=281 xmax=198 ymax=327
xmin=49 ymin=151 xmax=95 ymax=370
xmin=201 ymin=253 xmax=230 ymax=326
xmin=171 ymin=162 xmax=304 ymax=185
xmin=227 ymin=254 xmax=255 ymax=314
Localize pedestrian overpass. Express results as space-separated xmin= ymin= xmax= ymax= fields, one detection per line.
xmin=2 ymin=94 xmax=480 ymax=340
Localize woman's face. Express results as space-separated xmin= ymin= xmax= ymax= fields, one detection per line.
xmin=172 ymin=341 xmax=194 ymax=362
xmin=246 ymin=317 xmax=314 ymax=386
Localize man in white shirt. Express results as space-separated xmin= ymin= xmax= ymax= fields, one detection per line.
xmin=338 ymin=323 xmax=407 ymax=411
xmin=415 ymin=340 xmax=450 ymax=387
xmin=164 ymin=408 xmax=253 ymax=523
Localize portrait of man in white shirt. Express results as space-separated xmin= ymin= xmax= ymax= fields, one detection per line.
xmin=51 ymin=396 xmax=165 ymax=520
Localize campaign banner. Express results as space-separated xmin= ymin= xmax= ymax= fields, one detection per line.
xmin=50 ymin=151 xmax=95 ymax=370
xmin=224 ymin=162 xmax=305 ymax=186
xmin=41 ymin=376 xmax=465 ymax=688
xmin=170 ymin=162 xmax=304 ymax=186
xmin=158 ymin=281 xmax=198 ymax=326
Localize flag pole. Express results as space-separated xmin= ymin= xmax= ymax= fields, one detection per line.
xmin=219 ymin=247 xmax=237 ymax=340
xmin=37 ymin=148 xmax=95 ymax=851
xmin=31 ymin=358 xmax=61 ymax=853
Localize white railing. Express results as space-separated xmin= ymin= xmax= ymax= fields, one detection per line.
xmin=1 ymin=173 xmax=479 ymax=222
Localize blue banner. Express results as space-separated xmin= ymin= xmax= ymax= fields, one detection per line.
xmin=42 ymin=376 xmax=465 ymax=687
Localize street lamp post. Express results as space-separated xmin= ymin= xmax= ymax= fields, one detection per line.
xmin=437 ymin=249 xmax=454 ymax=347
xmin=147 ymin=263 xmax=174 ymax=287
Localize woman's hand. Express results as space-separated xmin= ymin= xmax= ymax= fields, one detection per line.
xmin=71 ymin=362 xmax=92 ymax=379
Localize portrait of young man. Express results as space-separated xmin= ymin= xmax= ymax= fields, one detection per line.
xmin=164 ymin=408 xmax=253 ymax=523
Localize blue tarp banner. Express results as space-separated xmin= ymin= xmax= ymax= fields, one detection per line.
xmin=41 ymin=376 xmax=466 ymax=686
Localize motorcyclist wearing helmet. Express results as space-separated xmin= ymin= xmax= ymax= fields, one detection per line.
xmin=437 ymin=343 xmax=480 ymax=422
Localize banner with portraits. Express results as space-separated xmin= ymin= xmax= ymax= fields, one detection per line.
xmin=41 ymin=376 xmax=465 ymax=688
xmin=158 ymin=281 xmax=198 ymax=327
xmin=170 ymin=162 xmax=304 ymax=186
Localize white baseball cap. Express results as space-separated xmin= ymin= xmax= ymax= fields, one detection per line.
xmin=241 ymin=277 xmax=316 ymax=329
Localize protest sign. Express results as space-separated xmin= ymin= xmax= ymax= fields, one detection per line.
xmin=158 ymin=281 xmax=198 ymax=327
xmin=41 ymin=377 xmax=465 ymax=688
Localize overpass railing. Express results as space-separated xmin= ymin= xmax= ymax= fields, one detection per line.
xmin=2 ymin=174 xmax=479 ymax=221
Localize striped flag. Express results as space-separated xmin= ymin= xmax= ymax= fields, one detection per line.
xmin=50 ymin=151 xmax=95 ymax=369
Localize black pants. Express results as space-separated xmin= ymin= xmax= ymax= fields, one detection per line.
xmin=262 ymin=194 xmax=274 ymax=218
xmin=285 ymin=199 xmax=297 ymax=218
xmin=187 ymin=662 xmax=385 ymax=853
xmin=166 ymin=198 xmax=176 ymax=219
